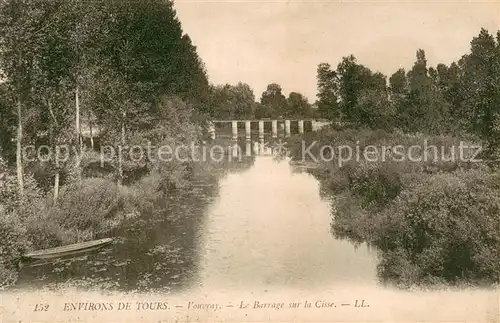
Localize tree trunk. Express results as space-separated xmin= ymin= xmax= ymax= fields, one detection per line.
xmin=118 ymin=110 xmax=126 ymax=186
xmin=16 ymin=97 xmax=24 ymax=198
xmin=88 ymin=110 xmax=94 ymax=150
xmin=53 ymin=124 xmax=60 ymax=204
xmin=48 ymin=98 xmax=59 ymax=204
xmin=75 ymin=85 xmax=81 ymax=182
xmin=53 ymin=171 xmax=59 ymax=204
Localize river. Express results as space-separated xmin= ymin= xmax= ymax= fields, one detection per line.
xmin=198 ymin=156 xmax=378 ymax=292
xmin=16 ymin=156 xmax=378 ymax=293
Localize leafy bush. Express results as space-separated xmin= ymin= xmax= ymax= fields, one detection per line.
xmin=330 ymin=192 xmax=372 ymax=243
xmin=374 ymin=169 xmax=500 ymax=286
xmin=0 ymin=171 xmax=44 ymax=217
xmin=325 ymin=159 xmax=419 ymax=209
xmin=25 ymin=218 xmax=65 ymax=250
xmin=349 ymin=161 xmax=403 ymax=209
xmin=48 ymin=178 xmax=123 ymax=233
xmin=121 ymin=173 xmax=163 ymax=216
xmin=80 ymin=149 xmax=116 ymax=180
xmin=0 ymin=214 xmax=30 ymax=289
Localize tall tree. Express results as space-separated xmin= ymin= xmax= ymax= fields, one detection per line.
xmin=316 ymin=63 xmax=340 ymax=120
xmin=435 ymin=62 xmax=462 ymax=129
xmin=207 ymin=82 xmax=255 ymax=119
xmin=334 ymin=55 xmax=392 ymax=128
xmin=85 ymin=0 xmax=210 ymax=183
xmin=389 ymin=68 xmax=409 ymax=130
xmin=35 ymin=0 xmax=80 ymax=200
xmin=396 ymin=49 xmax=450 ymax=134
xmin=286 ymin=92 xmax=311 ymax=118
xmin=355 ymin=73 xmax=393 ymax=129
xmin=95 ymin=0 xmax=209 ymax=106
xmin=458 ymin=29 xmax=500 ymax=153
xmin=0 ymin=0 xmax=46 ymax=198
xmin=260 ymin=83 xmax=287 ymax=118
xmin=0 ymin=84 xmax=16 ymax=164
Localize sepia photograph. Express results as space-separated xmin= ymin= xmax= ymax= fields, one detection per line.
xmin=0 ymin=0 xmax=499 ymax=322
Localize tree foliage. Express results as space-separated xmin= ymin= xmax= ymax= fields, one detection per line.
xmin=260 ymin=83 xmax=287 ymax=118
xmin=315 ymin=28 xmax=500 ymax=157
xmin=206 ymin=82 xmax=255 ymax=119
xmin=0 ymin=0 xmax=210 ymax=172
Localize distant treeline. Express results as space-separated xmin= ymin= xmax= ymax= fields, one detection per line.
xmin=203 ymin=82 xmax=316 ymax=120
xmin=315 ymin=29 xmax=500 ymax=156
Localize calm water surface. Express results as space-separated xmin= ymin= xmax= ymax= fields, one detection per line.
xmin=16 ymin=157 xmax=379 ymax=293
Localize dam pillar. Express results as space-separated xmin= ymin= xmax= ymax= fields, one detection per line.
xmin=271 ymin=120 xmax=278 ymax=138
xmin=246 ymin=141 xmax=252 ymax=156
xmin=258 ymin=120 xmax=264 ymax=154
xmin=207 ymin=121 xmax=216 ymax=140
xmin=311 ymin=120 xmax=318 ymax=132
xmin=232 ymin=120 xmax=238 ymax=140
xmin=285 ymin=120 xmax=291 ymax=138
xmin=298 ymin=120 xmax=304 ymax=134
xmin=245 ymin=120 xmax=252 ymax=156
xmin=231 ymin=121 xmax=238 ymax=157
xmin=245 ymin=120 xmax=251 ymax=141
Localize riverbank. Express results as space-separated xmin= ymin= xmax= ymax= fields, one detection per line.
xmin=287 ymin=127 xmax=500 ymax=288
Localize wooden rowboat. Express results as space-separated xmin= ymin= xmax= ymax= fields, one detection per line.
xmin=22 ymin=238 xmax=113 ymax=260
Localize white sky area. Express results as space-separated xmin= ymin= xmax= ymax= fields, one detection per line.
xmin=174 ymin=0 xmax=499 ymax=101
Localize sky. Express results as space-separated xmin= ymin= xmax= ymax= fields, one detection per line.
xmin=174 ymin=0 xmax=499 ymax=102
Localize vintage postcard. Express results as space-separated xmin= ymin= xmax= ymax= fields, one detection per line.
xmin=0 ymin=0 xmax=499 ymax=322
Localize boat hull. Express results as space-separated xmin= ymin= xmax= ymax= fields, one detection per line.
xmin=22 ymin=238 xmax=113 ymax=260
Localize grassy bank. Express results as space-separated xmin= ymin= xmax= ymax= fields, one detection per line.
xmin=288 ymin=127 xmax=500 ymax=288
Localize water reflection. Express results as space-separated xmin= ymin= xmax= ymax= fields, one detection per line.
xmin=198 ymin=156 xmax=378 ymax=292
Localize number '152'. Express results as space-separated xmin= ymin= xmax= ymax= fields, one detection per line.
xmin=34 ymin=304 xmax=49 ymax=312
